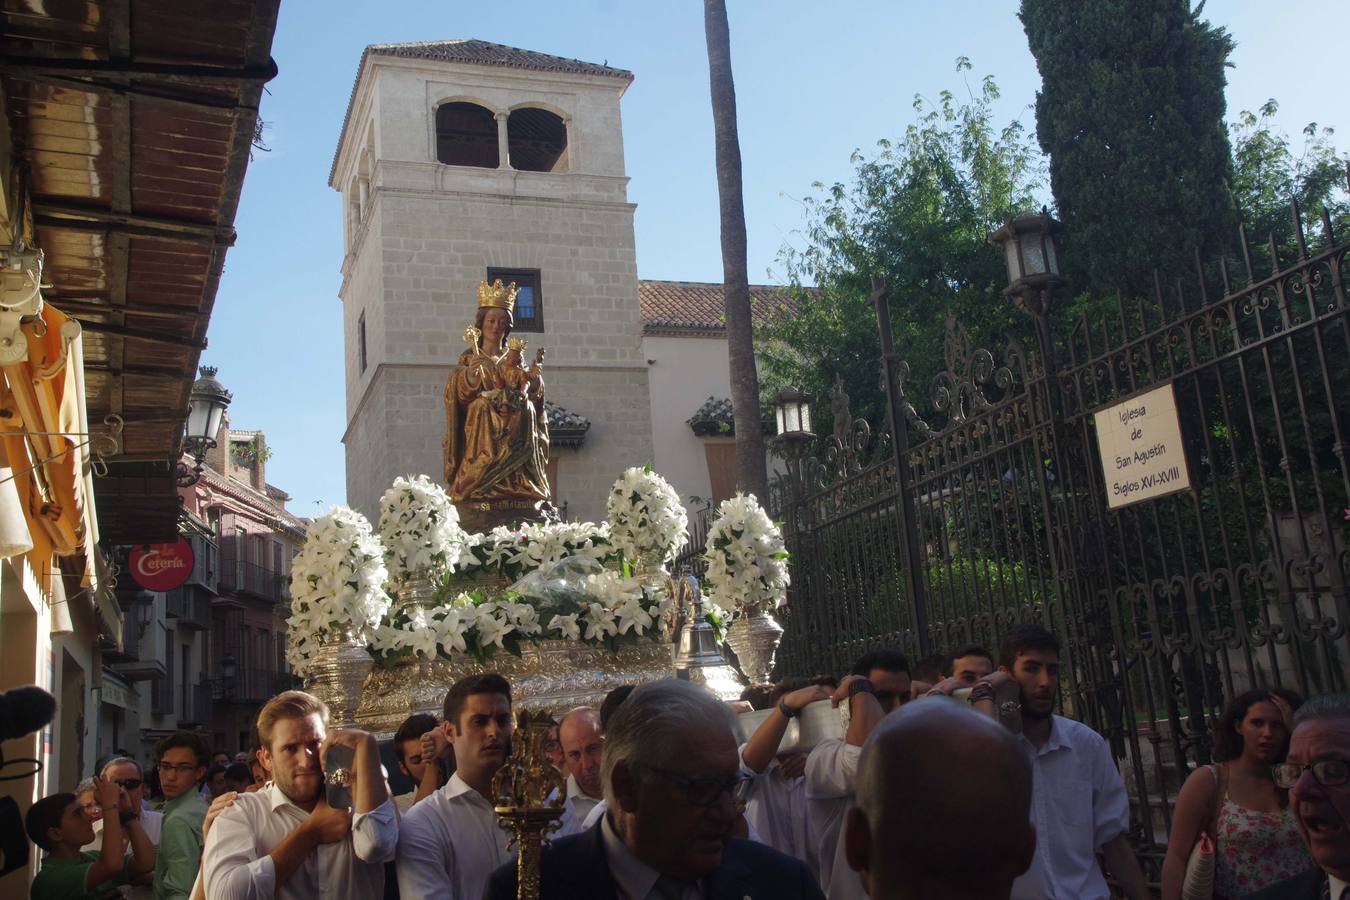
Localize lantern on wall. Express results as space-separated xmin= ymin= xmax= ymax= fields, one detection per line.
xmin=177 ymin=367 xmax=232 ymax=487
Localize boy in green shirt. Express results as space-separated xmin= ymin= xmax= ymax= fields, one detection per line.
xmin=25 ymin=775 xmax=155 ymax=899
xmin=151 ymin=732 xmax=209 ymax=900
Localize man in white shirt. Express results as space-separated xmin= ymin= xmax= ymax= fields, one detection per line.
xmin=998 ymin=624 xmax=1148 ymax=900
xmin=391 ymin=712 xmax=444 ymax=814
xmin=805 ymin=648 xmax=910 ymax=900
xmin=843 ymin=697 xmax=1035 ymax=899
xmin=739 ymin=679 xmax=834 ymax=877
xmin=200 ymin=689 xmax=397 ymax=900
xmin=554 ymin=707 xmax=605 ymax=837
xmin=395 ymin=672 xmax=516 ymax=900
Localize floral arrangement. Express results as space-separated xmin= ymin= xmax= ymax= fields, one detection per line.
xmin=288 ymin=468 xmax=706 ymax=672
xmin=451 ymin=520 xmax=617 ymax=580
xmin=287 ymin=506 xmax=393 ymax=674
xmin=606 ymin=465 xmax=689 ymax=563
xmin=368 ymin=557 xmax=671 ymax=664
xmin=702 ymin=493 xmax=790 ymax=615
xmin=378 ymin=474 xmax=467 ymax=580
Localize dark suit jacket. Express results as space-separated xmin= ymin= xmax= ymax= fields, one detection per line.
xmin=1247 ymin=868 xmax=1329 ymax=900
xmin=482 ymin=821 xmax=825 ymax=900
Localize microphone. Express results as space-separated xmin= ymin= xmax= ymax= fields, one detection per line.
xmin=0 ymin=685 xmax=56 ymax=742
xmin=0 ymin=685 xmax=53 ymax=877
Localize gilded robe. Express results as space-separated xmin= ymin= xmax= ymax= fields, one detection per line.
xmin=443 ymin=348 xmax=551 ymax=507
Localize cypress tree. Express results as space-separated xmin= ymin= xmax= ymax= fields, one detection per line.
xmin=1019 ymin=0 xmax=1238 ymax=295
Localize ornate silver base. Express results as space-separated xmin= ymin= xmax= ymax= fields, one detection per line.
xmin=724 ymin=607 xmax=784 ymax=686
xmin=676 ymin=661 xmax=747 ymax=702
xmin=393 ymin=571 xmax=440 ymax=615
xmin=353 ymin=639 xmax=675 ymax=736
xmin=307 ymin=628 xmax=375 ymax=728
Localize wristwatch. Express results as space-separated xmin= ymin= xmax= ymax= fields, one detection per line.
xmin=119 ymin=811 xmax=140 ymax=825
xmin=847 ymin=678 xmax=875 ymax=699
xmin=778 ymin=697 xmax=801 ymax=719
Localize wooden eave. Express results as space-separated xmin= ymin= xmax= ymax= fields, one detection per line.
xmin=1 ymin=0 xmax=281 ymax=544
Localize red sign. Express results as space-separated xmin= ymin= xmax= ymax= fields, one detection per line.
xmin=129 ymin=538 xmax=194 ymax=592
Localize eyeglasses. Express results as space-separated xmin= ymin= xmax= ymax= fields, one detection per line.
xmin=1273 ymin=760 xmax=1349 ymax=789
xmin=157 ymin=762 xmax=199 ymax=776
xmin=644 ymin=767 xmax=753 ymax=807
xmin=113 ymin=778 xmax=143 ymax=791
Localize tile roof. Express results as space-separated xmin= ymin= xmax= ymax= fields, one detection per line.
xmin=639 ymin=280 xmax=801 ymax=334
xmin=544 ymin=401 xmax=591 ymax=448
xmin=332 ymin=40 xmax=631 ymax=185
xmin=367 ymin=40 xmax=633 ymax=80
xmin=686 ymin=397 xmax=774 ymax=437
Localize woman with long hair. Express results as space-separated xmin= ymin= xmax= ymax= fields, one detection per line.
xmin=1161 ymin=688 xmax=1315 ymax=899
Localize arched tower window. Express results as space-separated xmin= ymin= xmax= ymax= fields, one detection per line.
xmin=507 ymin=108 xmax=568 ymax=173
xmin=435 ymin=102 xmax=498 ymax=168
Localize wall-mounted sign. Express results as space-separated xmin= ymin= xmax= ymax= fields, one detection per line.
xmin=1093 ymin=383 xmax=1192 ymax=510
xmin=128 ymin=537 xmax=194 ymax=592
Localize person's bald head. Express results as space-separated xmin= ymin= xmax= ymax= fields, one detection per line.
xmin=559 ymin=706 xmax=605 ymax=799
xmin=845 ymin=699 xmax=1035 ymax=899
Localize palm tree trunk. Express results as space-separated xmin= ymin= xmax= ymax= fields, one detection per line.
xmin=703 ymin=0 xmax=767 ymax=502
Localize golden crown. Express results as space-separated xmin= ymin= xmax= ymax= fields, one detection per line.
xmin=477 ymin=279 xmax=518 ymax=313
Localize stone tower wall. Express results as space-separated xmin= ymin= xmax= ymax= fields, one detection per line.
xmin=335 ymin=55 xmax=652 ymax=523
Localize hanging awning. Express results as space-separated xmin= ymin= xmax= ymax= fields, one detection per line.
xmin=1 ymin=0 xmax=282 ymax=544
xmin=0 ymin=300 xmax=110 ymax=625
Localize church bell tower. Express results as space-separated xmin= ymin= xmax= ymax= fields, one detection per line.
xmin=330 ymin=40 xmax=653 ymax=521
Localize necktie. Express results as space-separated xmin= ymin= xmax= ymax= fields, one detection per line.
xmin=653 ymin=875 xmax=690 ymax=900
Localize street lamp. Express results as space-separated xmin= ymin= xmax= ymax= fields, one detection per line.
xmin=176 ymin=366 xmax=232 ymax=487
xmin=773 ymin=386 xmax=813 ymax=438
xmin=988 ymin=208 xmax=1064 ymax=316
xmin=770 ymin=387 xmax=815 ymax=539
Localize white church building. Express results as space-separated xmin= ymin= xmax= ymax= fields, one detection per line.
xmin=330 ymin=40 xmax=790 ymax=523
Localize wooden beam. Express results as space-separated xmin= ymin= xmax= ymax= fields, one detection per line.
xmin=1 ymin=57 xmax=277 ymax=83
xmin=33 ymin=203 xmax=237 ymax=244
xmin=43 ymin=297 xmax=198 ymax=321
xmin=76 ymin=321 xmax=205 ymax=351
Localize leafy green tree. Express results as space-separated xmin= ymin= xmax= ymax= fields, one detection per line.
xmin=762 ymin=61 xmax=1044 ymax=439
xmin=1019 ymin=0 xmax=1238 ymax=296
xmin=1230 ymin=100 xmax=1350 ymax=257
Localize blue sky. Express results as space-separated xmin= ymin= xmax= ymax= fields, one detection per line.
xmin=202 ymin=0 xmax=1346 ymax=516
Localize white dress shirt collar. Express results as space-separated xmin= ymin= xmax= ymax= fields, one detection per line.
xmin=601 ymin=813 xmax=662 ymax=900
xmin=443 ymin=771 xmax=481 ymax=802
xmin=1329 ymin=873 xmax=1347 ymax=899
xmin=1020 ymin=713 xmax=1072 ymax=756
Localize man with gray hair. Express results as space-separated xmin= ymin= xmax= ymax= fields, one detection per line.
xmin=484 ymin=679 xmax=825 ymax=899
xmin=1250 ymin=693 xmax=1350 ymax=899
xmin=844 ymin=698 xmax=1036 ymax=899
xmin=84 ymin=756 xmax=164 ymax=898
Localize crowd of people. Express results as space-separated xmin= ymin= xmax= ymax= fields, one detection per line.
xmin=23 ymin=622 xmax=1350 ymax=899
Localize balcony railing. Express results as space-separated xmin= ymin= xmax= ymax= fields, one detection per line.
xmin=165 ymin=586 xmax=212 ymax=631
xmin=218 ymin=560 xmax=290 ymax=603
xmin=210 ymin=669 xmax=297 ymax=704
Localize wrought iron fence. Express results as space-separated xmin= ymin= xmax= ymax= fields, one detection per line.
xmin=772 ymin=197 xmax=1350 ymax=851
xmin=673 ymin=501 xmax=715 ymax=578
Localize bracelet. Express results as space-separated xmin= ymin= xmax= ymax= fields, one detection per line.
xmin=847 ymin=678 xmax=875 ymax=699
xmin=968 ymin=683 xmax=996 ymax=704
xmin=778 ymin=697 xmax=801 ymax=719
